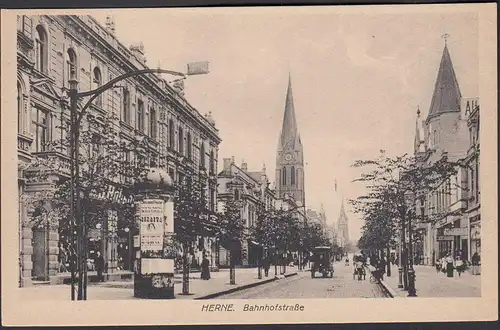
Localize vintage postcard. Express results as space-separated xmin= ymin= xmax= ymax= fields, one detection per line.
xmin=1 ymin=4 xmax=497 ymax=326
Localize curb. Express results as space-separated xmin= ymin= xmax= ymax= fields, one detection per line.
xmin=364 ymin=266 xmax=396 ymax=298
xmin=194 ymin=272 xmax=298 ymax=300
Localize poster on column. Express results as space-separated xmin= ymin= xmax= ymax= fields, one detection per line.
xmin=140 ymin=199 xmax=165 ymax=252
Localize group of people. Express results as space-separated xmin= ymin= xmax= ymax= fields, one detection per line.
xmin=436 ymin=251 xmax=480 ymax=278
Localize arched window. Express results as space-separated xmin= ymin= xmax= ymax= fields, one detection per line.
xmin=200 ymin=142 xmax=205 ymax=169
xmin=35 ymin=25 xmax=48 ymax=73
xmin=168 ymin=119 xmax=175 ymax=148
xmin=282 ymin=166 xmax=287 ymax=185
xmin=187 ymin=132 xmax=192 ymax=159
xmin=178 ymin=127 xmax=184 ymax=155
xmin=137 ymin=99 xmax=144 ymax=132
xmin=93 ymin=67 xmax=103 ymax=107
xmin=67 ymin=48 xmax=78 ymax=82
xmin=17 ymin=82 xmax=23 ymax=134
xmin=290 ymin=166 xmax=295 ymax=185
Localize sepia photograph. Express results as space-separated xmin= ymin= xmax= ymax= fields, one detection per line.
xmin=1 ymin=3 xmax=497 ymax=326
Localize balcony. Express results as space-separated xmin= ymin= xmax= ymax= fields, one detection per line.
xmin=17 ymin=133 xmax=33 ymax=161
xmin=30 ymin=151 xmax=71 ymax=177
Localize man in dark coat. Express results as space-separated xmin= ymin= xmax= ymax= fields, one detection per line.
xmin=261 ymin=255 xmax=270 ymax=277
xmin=201 ymin=254 xmax=211 ymax=280
xmin=95 ymin=251 xmax=105 ymax=282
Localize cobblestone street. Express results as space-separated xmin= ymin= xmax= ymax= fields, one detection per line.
xmin=219 ymin=261 xmax=388 ymax=299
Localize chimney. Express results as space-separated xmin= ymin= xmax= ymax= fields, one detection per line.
xmin=241 ymin=160 xmax=248 ymax=172
xmin=223 ymin=158 xmax=232 ymax=172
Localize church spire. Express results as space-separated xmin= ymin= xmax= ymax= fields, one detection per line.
xmin=339 ymin=197 xmax=348 ymax=224
xmin=280 ymin=74 xmax=299 ymax=148
xmin=427 ymin=40 xmax=462 ymax=121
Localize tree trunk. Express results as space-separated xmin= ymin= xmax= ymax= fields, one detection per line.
xmin=229 ymin=249 xmax=236 ymax=285
xmin=182 ymin=244 xmax=190 ymax=295
xmin=386 ymin=246 xmax=391 ymax=277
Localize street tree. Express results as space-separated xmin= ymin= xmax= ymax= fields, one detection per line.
xmin=351 ymin=150 xmax=462 ymax=273
xmin=214 ymin=198 xmax=246 ymax=284
xmin=173 ymin=176 xmax=209 ymax=294
xmin=20 ymin=112 xmax=150 ymax=274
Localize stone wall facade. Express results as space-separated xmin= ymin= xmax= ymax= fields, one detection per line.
xmin=17 ymin=15 xmax=221 ymax=285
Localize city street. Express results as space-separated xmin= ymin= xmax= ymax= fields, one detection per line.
xmin=219 ymin=261 xmax=389 ymax=299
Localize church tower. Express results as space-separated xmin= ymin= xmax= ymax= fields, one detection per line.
xmin=337 ymin=198 xmax=349 ymax=247
xmin=275 ymin=74 xmax=305 ymax=206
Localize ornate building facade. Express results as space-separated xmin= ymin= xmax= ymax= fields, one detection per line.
xmin=275 ymin=75 xmax=305 ymax=207
xmin=413 ymin=42 xmax=479 ymax=265
xmin=17 ymin=15 xmax=220 ymax=286
xmin=217 ymin=158 xmax=275 ymax=266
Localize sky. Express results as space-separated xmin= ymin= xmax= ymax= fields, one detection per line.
xmin=92 ymin=8 xmax=479 ymax=241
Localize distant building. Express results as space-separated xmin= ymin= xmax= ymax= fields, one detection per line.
xmin=337 ymin=199 xmax=349 ymax=248
xmin=275 ymin=75 xmax=305 ymax=207
xmin=217 ymin=158 xmax=274 ymax=266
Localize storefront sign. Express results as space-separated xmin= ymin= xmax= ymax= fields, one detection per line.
xmin=133 ymin=235 xmax=140 ymax=248
xmin=89 ymin=184 xmax=134 ymax=205
xmin=140 ymin=199 xmax=165 ymax=251
xmin=444 ymin=228 xmax=468 ymax=236
xmin=437 ymin=235 xmax=454 ymax=241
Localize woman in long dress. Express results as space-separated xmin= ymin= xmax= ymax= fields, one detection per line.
xmin=200 ymin=254 xmax=211 ymax=280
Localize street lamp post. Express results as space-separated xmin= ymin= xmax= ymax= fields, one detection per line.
xmin=68 ymin=68 xmax=186 ymax=300
xmin=404 ymin=190 xmax=417 ymax=297
xmin=124 ymin=228 xmax=132 ymax=271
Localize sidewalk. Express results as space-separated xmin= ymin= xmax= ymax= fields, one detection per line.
xmin=18 ymin=266 xmax=299 ymax=301
xmin=380 ymin=264 xmax=481 ymax=298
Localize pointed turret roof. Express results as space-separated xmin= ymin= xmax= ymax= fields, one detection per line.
xmin=427 ymin=43 xmax=462 ymax=120
xmin=280 ymin=74 xmax=300 ymax=148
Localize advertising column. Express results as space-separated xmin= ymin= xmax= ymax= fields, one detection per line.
xmin=134 ymin=198 xmax=175 ymax=299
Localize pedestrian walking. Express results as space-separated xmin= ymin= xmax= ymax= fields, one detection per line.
xmin=262 ymin=255 xmax=270 ymax=277
xmin=455 ymin=255 xmax=466 ymax=277
xmin=471 ymin=252 xmax=481 ymax=275
xmin=445 ymin=253 xmax=454 ymax=278
xmin=200 ymin=254 xmax=211 ymax=280
xmin=94 ymin=251 xmax=105 ymax=282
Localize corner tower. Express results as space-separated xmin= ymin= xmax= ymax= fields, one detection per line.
xmin=275 ymin=74 xmax=305 ymax=206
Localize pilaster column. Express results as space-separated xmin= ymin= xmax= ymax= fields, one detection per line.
xmin=20 ymin=227 xmax=33 ymax=287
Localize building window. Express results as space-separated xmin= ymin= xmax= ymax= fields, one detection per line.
xmin=470 ymin=166 xmax=475 ymax=201
xmin=35 ymin=25 xmax=48 ymax=73
xmin=209 ymin=150 xmax=215 ymax=175
xmin=178 ymin=127 xmax=184 ymax=155
xmin=210 ymin=187 xmax=216 ymax=211
xmin=137 ymin=99 xmax=144 ymax=132
xmin=17 ymin=82 xmax=23 ymax=134
xmin=31 ymin=107 xmax=49 ymax=152
xmin=291 ymin=166 xmax=295 ymax=185
xmin=122 ymin=88 xmax=130 ymax=124
xmin=187 ymin=132 xmax=192 ymax=159
xmin=168 ymin=168 xmax=175 ymax=182
xmin=67 ymin=48 xmax=78 ymax=83
xmin=168 ymin=119 xmax=175 ymax=149
xmin=475 ymin=158 xmax=479 ymax=201
xmin=234 ymin=189 xmax=240 ymax=201
xmin=282 ymin=167 xmax=287 ymax=185
xmin=200 ymin=142 xmax=205 ymax=169
xmin=149 ymin=107 xmax=157 ymax=139
xmin=93 ymin=67 xmax=103 ymax=107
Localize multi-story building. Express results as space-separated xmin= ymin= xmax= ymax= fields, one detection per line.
xmin=217 ymin=158 xmax=275 ymax=267
xmin=464 ymin=98 xmax=480 ymax=260
xmin=17 ymin=15 xmax=220 ymax=286
xmin=412 ymin=41 xmax=478 ymax=265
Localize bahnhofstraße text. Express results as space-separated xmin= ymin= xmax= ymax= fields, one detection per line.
xmin=201 ymin=304 xmax=305 ymax=312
